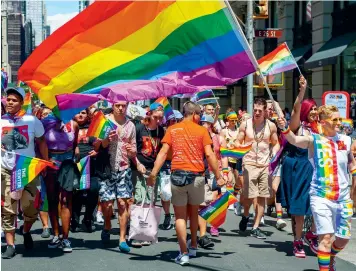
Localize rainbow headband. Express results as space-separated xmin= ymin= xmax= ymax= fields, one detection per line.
xmin=226 ymin=111 xmax=238 ymax=120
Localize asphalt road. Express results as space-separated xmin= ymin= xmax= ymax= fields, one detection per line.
xmin=2 ymin=210 xmax=356 ymax=271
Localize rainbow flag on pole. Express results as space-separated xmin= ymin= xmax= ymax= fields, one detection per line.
xmin=258 ymin=42 xmax=298 ymax=76
xmin=87 ymin=111 xmax=117 ymax=139
xmin=220 ymin=145 xmax=252 ymax=159
xmin=11 ymin=154 xmax=58 ymax=192
xmin=18 ymin=1 xmax=257 ymax=116
xmin=154 ymin=97 xmax=174 ymax=120
xmin=77 ymin=156 xmax=91 ymax=190
xmin=199 ymin=192 xmax=237 ymax=228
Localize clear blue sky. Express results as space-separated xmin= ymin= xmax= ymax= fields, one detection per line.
xmin=46 ymin=1 xmax=78 ymax=16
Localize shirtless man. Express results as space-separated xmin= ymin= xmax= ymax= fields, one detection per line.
xmin=237 ymin=98 xmax=280 ymax=239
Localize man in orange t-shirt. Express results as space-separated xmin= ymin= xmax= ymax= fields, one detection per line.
xmin=148 ymin=101 xmax=224 ymax=266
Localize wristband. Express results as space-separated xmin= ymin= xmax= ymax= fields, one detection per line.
xmin=351 ymin=168 xmax=356 ymax=177
xmin=281 ymin=126 xmax=291 ymax=134
xmin=222 ymin=168 xmax=229 ymax=175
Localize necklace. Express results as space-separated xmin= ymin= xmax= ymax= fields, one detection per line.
xmin=253 ymin=120 xmax=266 ymax=154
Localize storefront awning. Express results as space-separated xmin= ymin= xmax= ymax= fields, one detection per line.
xmin=291 ymin=44 xmax=312 ymax=63
xmin=304 ymin=32 xmax=356 ymax=70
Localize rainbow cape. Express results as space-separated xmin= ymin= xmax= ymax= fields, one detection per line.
xmin=77 ymin=156 xmax=91 ymax=190
xmin=220 ymin=145 xmax=252 ymax=159
xmin=11 ymin=154 xmax=58 ymax=192
xmin=21 ymin=92 xmax=32 ymax=114
xmin=154 ymin=97 xmax=174 ymax=120
xmin=18 ymin=1 xmax=257 ymax=115
xmin=199 ymin=191 xmax=237 ymax=228
xmin=258 ymin=42 xmax=298 ymax=76
xmin=87 ymin=111 xmax=117 ymax=139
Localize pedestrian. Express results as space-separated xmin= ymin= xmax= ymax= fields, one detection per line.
xmin=1 ymin=87 xmax=48 ymax=259
xmin=147 ymin=101 xmax=225 ymax=266
xmin=100 ymin=101 xmax=136 ymax=253
xmin=237 ymin=98 xmax=280 ymax=239
xmin=204 ymin=103 xmax=225 ymax=132
xmin=42 ymin=107 xmax=80 ymax=253
xmin=277 ymin=105 xmax=355 ymax=271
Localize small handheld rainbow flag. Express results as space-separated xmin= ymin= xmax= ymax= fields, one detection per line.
xmin=154 ymin=97 xmax=174 ymax=120
xmin=258 ymin=42 xmax=298 ymax=76
xmin=11 ymin=154 xmax=58 ymax=192
xmin=342 ymin=119 xmax=353 ymax=128
xmin=199 ymin=191 xmax=237 ymax=228
xmin=220 ymin=144 xmax=252 ymax=159
xmin=191 ymin=89 xmax=219 ymax=105
xmin=77 ymin=156 xmax=91 ymax=190
xmin=22 ymin=92 xmax=32 ymax=114
xmin=87 ymin=111 xmax=117 ymax=139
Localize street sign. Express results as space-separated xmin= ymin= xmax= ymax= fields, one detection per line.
xmin=255 ymin=29 xmax=282 ymax=38
xmin=322 ymin=91 xmax=350 ymax=118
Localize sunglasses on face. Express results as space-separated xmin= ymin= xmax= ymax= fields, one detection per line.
xmin=327 ymin=118 xmax=342 ymax=123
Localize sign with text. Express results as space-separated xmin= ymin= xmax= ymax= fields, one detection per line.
xmin=322 ymin=91 xmax=350 ymax=118
xmin=255 ymin=29 xmax=282 ymax=38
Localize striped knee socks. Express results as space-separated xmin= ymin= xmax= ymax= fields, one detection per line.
xmin=317 ymin=250 xmax=330 ymax=271
xmin=276 ymin=210 xmax=282 ymax=220
xmin=330 ymin=242 xmax=344 ymax=257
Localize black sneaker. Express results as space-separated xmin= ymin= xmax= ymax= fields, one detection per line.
xmin=23 ymin=232 xmax=34 ymax=250
xmin=198 ymin=235 xmax=215 ymax=249
xmin=239 ymin=216 xmax=249 ymax=232
xmin=162 ymin=214 xmax=172 ymax=230
xmin=101 ymin=230 xmax=110 ymax=244
xmin=2 ymin=245 xmax=16 ymax=259
xmin=250 ymin=228 xmax=267 ymax=239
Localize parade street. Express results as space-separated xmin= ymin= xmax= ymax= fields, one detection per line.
xmin=3 ymin=210 xmax=356 ymax=271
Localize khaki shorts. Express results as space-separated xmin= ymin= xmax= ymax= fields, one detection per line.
xmin=243 ymin=164 xmax=271 ymax=199
xmin=171 ymin=176 xmax=205 ymax=206
xmin=1 ymin=168 xmax=39 ymax=231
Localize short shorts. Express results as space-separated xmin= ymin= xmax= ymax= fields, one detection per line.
xmin=99 ymin=168 xmax=133 ymax=202
xmin=310 ymin=195 xmax=353 ymax=239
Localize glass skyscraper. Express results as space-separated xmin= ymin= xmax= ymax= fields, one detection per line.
xmin=26 ymin=0 xmax=44 ymax=47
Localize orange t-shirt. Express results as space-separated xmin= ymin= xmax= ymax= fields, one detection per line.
xmin=162 ymin=120 xmax=212 ymax=172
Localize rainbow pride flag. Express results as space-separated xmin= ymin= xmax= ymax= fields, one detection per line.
xmin=199 ymin=191 xmax=237 ymax=228
xmin=220 ymin=145 xmax=252 ymax=159
xmin=154 ymin=97 xmax=174 ymax=120
xmin=11 ymin=154 xmax=58 ymax=192
xmin=87 ymin=111 xmax=117 ymax=139
xmin=258 ymin=42 xmax=298 ymax=76
xmin=22 ymin=92 xmax=32 ymax=114
xmin=77 ymin=156 xmax=91 ymax=190
xmin=18 ymin=1 xmax=257 ymax=115
xmin=342 ymin=119 xmax=353 ymax=128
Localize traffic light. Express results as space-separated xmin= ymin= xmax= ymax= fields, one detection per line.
xmin=254 ymin=0 xmax=269 ymax=19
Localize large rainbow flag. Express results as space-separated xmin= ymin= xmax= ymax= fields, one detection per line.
xmin=258 ymin=42 xmax=298 ymax=76
xmin=18 ymin=1 xmax=257 ymax=116
xmin=199 ymin=191 xmax=237 ymax=228
xmin=11 ymin=154 xmax=58 ymax=192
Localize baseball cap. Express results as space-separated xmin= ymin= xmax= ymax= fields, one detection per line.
xmin=5 ymin=87 xmax=25 ymax=100
xmin=200 ymin=114 xmax=214 ymax=124
xmin=149 ymin=102 xmax=163 ymax=111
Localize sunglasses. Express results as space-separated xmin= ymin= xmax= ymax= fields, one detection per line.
xmin=327 ymin=117 xmax=342 ymax=123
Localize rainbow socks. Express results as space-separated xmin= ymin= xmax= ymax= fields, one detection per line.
xmin=276 ymin=210 xmax=283 ymax=220
xmin=331 ymin=242 xmax=343 ymax=257
xmin=317 ymin=250 xmax=330 ymax=271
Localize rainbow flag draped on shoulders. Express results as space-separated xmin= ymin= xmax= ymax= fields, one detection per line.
xmin=220 ymin=144 xmax=252 ymax=159
xmin=199 ymin=191 xmax=237 ymax=228
xmin=87 ymin=111 xmax=117 ymax=139
xmin=77 ymin=156 xmax=91 ymax=190
xmin=18 ymin=1 xmax=257 ymax=118
xmin=11 ymin=154 xmax=58 ymax=192
xmin=258 ymin=42 xmax=298 ymax=76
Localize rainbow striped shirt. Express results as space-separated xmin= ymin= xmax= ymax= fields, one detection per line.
xmin=310 ymin=134 xmax=351 ymax=202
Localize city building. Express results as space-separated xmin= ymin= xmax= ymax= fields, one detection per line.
xmin=1 ymin=4 xmax=11 ymax=83
xmin=44 ymin=25 xmax=51 ymax=39
xmin=79 ymin=0 xmax=93 ymax=12
xmin=26 ymin=0 xmax=44 ymax=47
xmin=24 ymin=20 xmax=34 ymax=58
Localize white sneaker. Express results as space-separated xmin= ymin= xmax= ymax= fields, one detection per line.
xmin=187 ymin=239 xmax=197 ymax=257
xmin=260 ymin=216 xmax=265 ymax=226
xmin=61 ymin=239 xmax=72 ymax=253
xmin=96 ymin=211 xmax=104 ymax=223
xmin=276 ymin=219 xmax=287 ymax=230
xmin=175 ymin=253 xmax=189 ymax=266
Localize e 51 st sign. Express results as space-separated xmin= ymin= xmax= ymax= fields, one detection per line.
xmin=255 ymin=29 xmax=282 ymax=38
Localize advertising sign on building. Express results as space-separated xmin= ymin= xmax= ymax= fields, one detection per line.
xmin=322 ymin=91 xmax=350 ymax=118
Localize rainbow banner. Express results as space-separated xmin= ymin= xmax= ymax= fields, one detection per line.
xmin=220 ymin=144 xmax=252 ymax=159
xmin=11 ymin=154 xmax=58 ymax=192
xmin=154 ymin=97 xmax=174 ymax=120
xmin=199 ymin=191 xmax=237 ymax=228
xmin=77 ymin=156 xmax=91 ymax=190
xmin=56 ymin=93 xmax=102 ymax=123
xmin=87 ymin=111 xmax=117 ymax=139
xmin=258 ymin=42 xmax=298 ymax=76
xmin=18 ymin=1 xmax=257 ymax=115
xmin=22 ymin=92 xmax=32 ymax=114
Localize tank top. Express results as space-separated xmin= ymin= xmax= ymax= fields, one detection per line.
xmin=45 ymin=120 xmax=75 ymax=151
xmin=223 ymin=127 xmax=238 ymax=163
